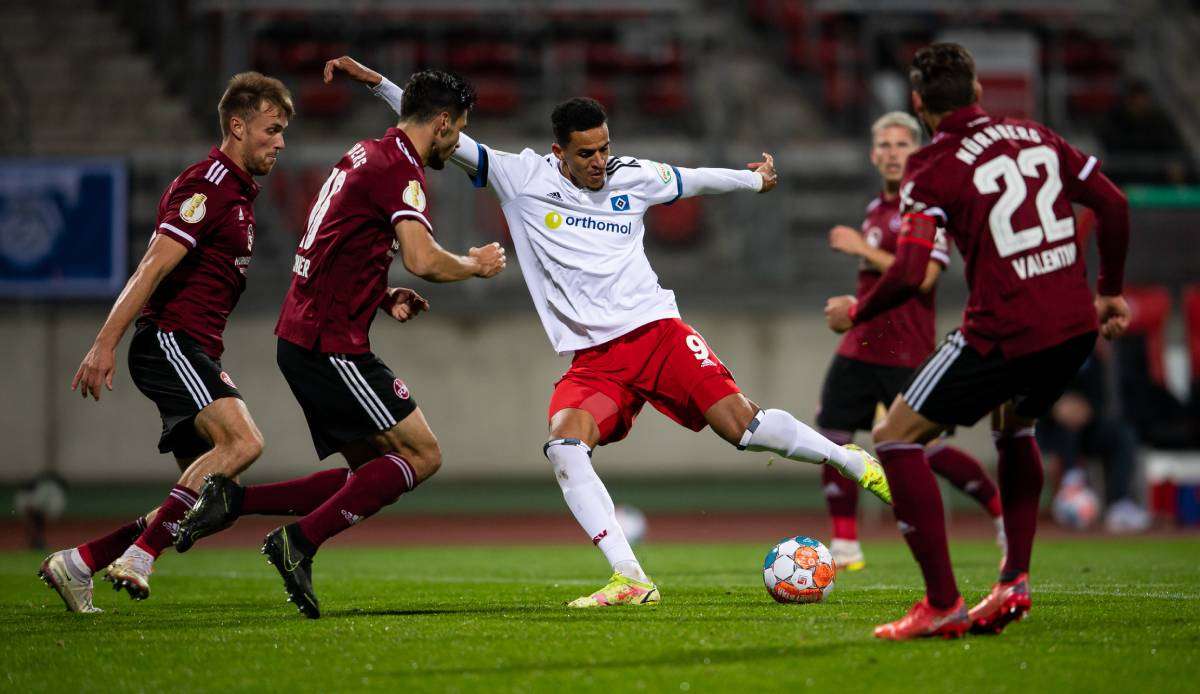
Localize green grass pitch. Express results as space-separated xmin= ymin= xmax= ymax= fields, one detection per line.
xmin=2 ymin=538 xmax=1197 ymax=693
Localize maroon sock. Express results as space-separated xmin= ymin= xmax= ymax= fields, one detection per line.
xmin=76 ymin=517 xmax=147 ymax=573
xmin=296 ymin=454 xmax=418 ymax=549
xmin=996 ymin=428 xmax=1044 ymax=580
xmin=242 ymin=468 xmax=350 ymax=516
xmin=822 ymin=465 xmax=860 ymax=540
xmin=132 ymin=485 xmax=197 ymax=558
xmin=876 ymin=442 xmax=959 ymax=609
xmin=927 ymin=444 xmax=1002 ymax=518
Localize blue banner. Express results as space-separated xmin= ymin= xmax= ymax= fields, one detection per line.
xmin=0 ymin=159 xmax=128 ymax=299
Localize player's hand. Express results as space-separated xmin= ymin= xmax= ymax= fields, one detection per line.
xmin=71 ymin=342 xmax=116 ymax=401
xmin=748 ymin=152 xmax=777 ymax=193
xmin=385 ymin=287 xmax=430 ymax=323
xmin=829 ymin=225 xmax=866 ymax=256
xmin=1095 ymin=294 xmax=1131 ymax=340
xmin=323 ymin=56 xmax=383 ymax=87
xmin=470 ymin=242 xmax=507 ymax=278
xmin=824 ymin=295 xmax=857 ymax=334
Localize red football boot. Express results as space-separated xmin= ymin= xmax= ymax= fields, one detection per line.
xmin=873 ymin=597 xmax=969 ymax=641
xmin=969 ymin=573 xmax=1031 ymax=635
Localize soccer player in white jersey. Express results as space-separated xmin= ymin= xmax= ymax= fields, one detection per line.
xmin=326 ymin=56 xmax=892 ymax=607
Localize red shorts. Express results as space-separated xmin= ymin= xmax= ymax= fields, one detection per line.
xmin=548 ymin=318 xmax=741 ymax=445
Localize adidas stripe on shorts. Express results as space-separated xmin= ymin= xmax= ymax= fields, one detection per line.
xmin=276 ymin=337 xmax=418 ymax=460
xmin=128 ymin=320 xmax=242 ymax=457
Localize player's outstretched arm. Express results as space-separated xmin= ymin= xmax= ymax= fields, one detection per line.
xmin=394 ymin=219 xmax=505 ymax=282
xmin=673 ymin=153 xmax=776 ymax=200
xmin=325 ymin=56 xmax=485 ymax=174
xmin=72 ymin=236 xmax=188 ymax=400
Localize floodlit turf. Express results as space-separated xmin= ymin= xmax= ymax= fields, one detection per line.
xmin=2 ymin=538 xmax=1197 ymax=693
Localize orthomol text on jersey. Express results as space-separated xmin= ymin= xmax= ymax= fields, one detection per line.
xmin=543 ymin=211 xmax=633 ymax=235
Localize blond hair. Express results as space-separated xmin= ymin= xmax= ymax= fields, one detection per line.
xmin=871 ymin=111 xmax=922 ymax=143
xmin=217 ymin=72 xmax=294 ymax=137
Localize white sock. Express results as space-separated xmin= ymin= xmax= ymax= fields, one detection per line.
xmin=545 ymin=438 xmax=648 ymax=582
xmin=64 ymin=548 xmax=93 ymax=580
xmin=739 ymin=408 xmax=866 ymax=480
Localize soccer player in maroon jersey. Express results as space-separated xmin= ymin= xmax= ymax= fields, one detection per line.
xmin=38 ymin=73 xmax=293 ymax=611
xmin=818 ymin=111 xmax=1003 ymax=572
xmin=825 ymin=43 xmax=1131 ymax=640
xmin=178 ymin=70 xmax=504 ymax=618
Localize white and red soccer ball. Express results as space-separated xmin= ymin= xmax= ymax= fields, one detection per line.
xmin=763 ymin=536 xmax=836 ymax=603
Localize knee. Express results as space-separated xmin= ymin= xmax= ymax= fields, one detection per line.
xmin=407 ymin=442 xmax=442 ymax=482
xmin=233 ymin=429 xmax=265 ymax=465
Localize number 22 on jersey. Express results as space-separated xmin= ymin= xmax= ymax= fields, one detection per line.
xmin=973 ymin=145 xmax=1074 ymax=259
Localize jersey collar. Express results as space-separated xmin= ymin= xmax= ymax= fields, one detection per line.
xmin=208 ymin=147 xmax=261 ymax=198
xmin=935 ymin=104 xmax=990 ymax=135
xmin=386 ymin=127 xmax=426 ymax=169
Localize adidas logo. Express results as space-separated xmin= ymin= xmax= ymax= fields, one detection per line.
xmin=165 ymin=521 xmax=181 ymax=537
xmin=591 ymin=529 xmax=608 ymax=545
xmin=823 ymin=482 xmax=843 ymax=498
xmin=897 ymin=520 xmax=915 ymax=535
xmin=700 ymin=358 xmax=716 ymax=368
xmin=547 ymin=191 xmax=562 ymax=200
xmin=341 ymin=510 xmax=363 ymax=525
xmin=964 ymin=480 xmax=981 ymax=493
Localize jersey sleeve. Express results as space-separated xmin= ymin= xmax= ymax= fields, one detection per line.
xmin=371 ymin=164 xmax=434 ymax=234
xmin=1049 ymin=129 xmax=1102 ymax=199
xmin=465 ymin=142 xmax=543 ymax=205
xmin=931 ymin=227 xmax=952 ymax=267
xmin=898 ymin=154 xmax=953 ymax=226
xmin=156 ymin=177 xmax=224 ymax=250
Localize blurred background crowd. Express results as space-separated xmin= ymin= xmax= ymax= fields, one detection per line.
xmin=3 ymin=0 xmax=1199 ymax=541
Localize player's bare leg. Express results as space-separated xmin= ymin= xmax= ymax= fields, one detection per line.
xmin=970 ymin=402 xmax=1038 ymax=634
xmin=706 ymin=393 xmax=891 ymax=504
xmin=107 ymin=398 xmax=263 ymax=599
xmin=262 ymin=409 xmax=439 ymax=618
xmin=870 ymin=396 xmax=969 ymax=640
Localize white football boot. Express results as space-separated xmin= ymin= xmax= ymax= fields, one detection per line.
xmin=38 ymin=549 xmax=102 ymax=613
xmin=830 ymin=538 xmax=865 ymax=571
xmin=105 ymin=545 xmax=154 ymax=600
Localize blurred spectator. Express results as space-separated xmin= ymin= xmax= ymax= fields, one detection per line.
xmin=1038 ymin=341 xmax=1151 ymax=533
xmin=1100 ymin=80 xmax=1193 ymax=185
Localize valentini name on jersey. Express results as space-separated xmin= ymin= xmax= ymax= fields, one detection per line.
xmin=372 ymin=78 xmax=764 ymax=355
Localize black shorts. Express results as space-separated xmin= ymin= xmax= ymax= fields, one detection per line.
xmin=127 ymin=320 xmax=242 ymax=457
xmin=277 ymin=337 xmax=418 ymax=460
xmin=816 ymin=355 xmax=914 ymax=432
xmin=903 ymin=329 xmax=1097 ymax=427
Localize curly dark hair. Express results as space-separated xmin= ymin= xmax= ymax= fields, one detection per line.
xmin=551 ymin=97 xmax=607 ymax=146
xmin=909 ymin=43 xmax=977 ymax=114
xmin=400 ymin=70 xmax=477 ymax=122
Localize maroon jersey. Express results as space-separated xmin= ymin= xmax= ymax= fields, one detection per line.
xmin=837 ymin=194 xmax=951 ymax=368
xmin=899 ymin=104 xmax=1107 ymax=358
xmin=276 ymin=127 xmax=432 ymax=354
xmin=143 ymin=147 xmax=259 ymax=358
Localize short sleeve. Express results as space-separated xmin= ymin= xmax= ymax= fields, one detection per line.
xmin=156 ymin=178 xmax=222 ymax=249
xmin=372 ymin=169 xmax=434 ymax=234
xmin=628 ymin=159 xmax=683 ymax=206
xmin=474 ymin=145 xmax=543 ymax=205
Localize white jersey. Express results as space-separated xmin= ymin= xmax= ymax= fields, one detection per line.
xmin=373 ymin=78 xmax=763 ymax=354
xmin=470 ymin=145 xmax=690 ymax=353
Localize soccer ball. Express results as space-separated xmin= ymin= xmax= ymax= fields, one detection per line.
xmin=762 ymin=536 xmax=836 ymax=603
xmin=614 ymin=504 xmax=647 ymax=545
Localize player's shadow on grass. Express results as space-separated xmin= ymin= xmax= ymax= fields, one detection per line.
xmin=380 ymin=642 xmax=851 ymax=678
